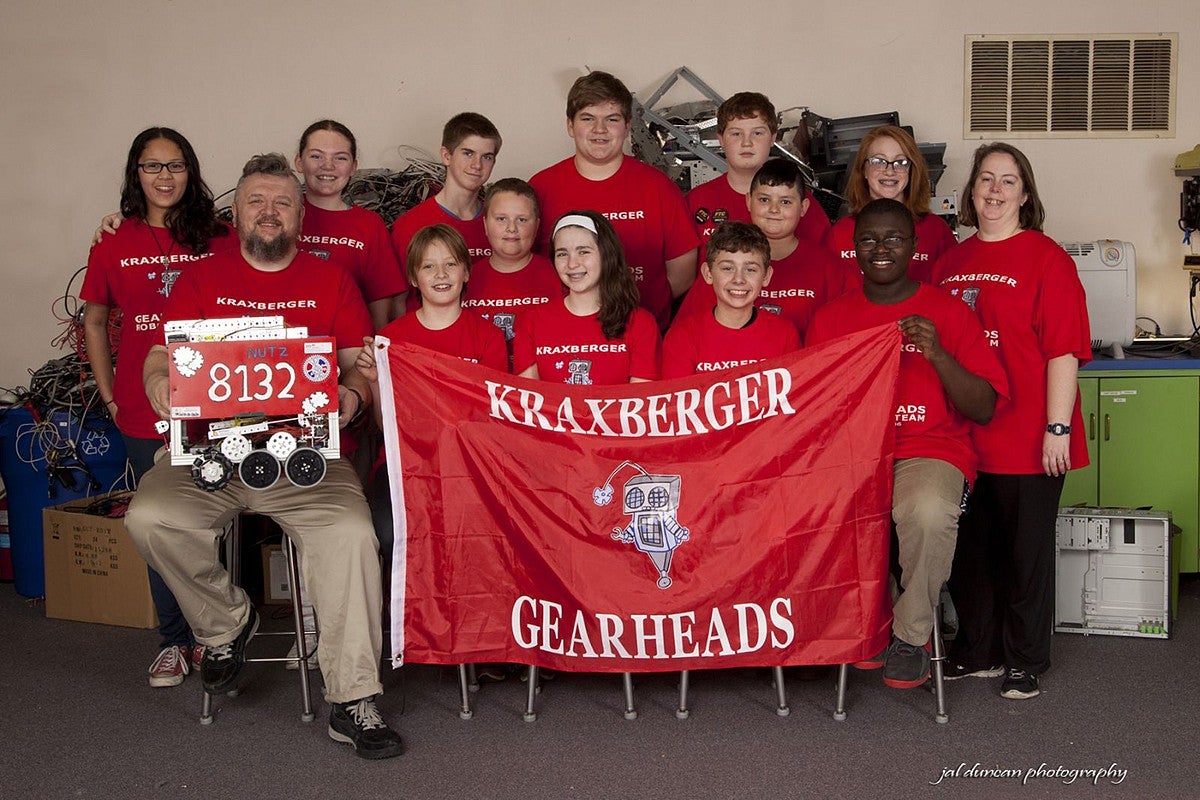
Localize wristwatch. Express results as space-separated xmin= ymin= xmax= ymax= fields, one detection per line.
xmin=1046 ymin=423 xmax=1071 ymax=436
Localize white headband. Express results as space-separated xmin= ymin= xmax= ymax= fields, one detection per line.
xmin=552 ymin=214 xmax=598 ymax=237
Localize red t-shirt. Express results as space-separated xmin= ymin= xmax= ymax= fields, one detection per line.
xmin=828 ymin=212 xmax=958 ymax=286
xmin=463 ymin=254 xmax=563 ymax=344
xmin=375 ymin=311 xmax=507 ymax=467
xmin=299 ymin=200 xmax=404 ymax=303
xmin=807 ymin=284 xmax=1009 ymax=483
xmin=80 ymin=219 xmax=231 ymax=437
xmin=662 ymin=308 xmax=800 ymax=379
xmin=164 ymin=250 xmax=372 ymax=353
xmin=675 ymin=240 xmax=846 ymax=340
xmin=379 ymin=310 xmax=508 ymax=372
xmin=529 ymin=156 xmax=699 ymax=329
xmin=687 ymin=175 xmax=831 ymax=250
xmin=512 ymin=297 xmax=661 ymax=384
xmin=934 ymin=231 xmax=1092 ymax=474
xmin=390 ymin=196 xmax=492 ymax=299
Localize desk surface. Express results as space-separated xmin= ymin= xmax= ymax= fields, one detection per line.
xmin=1084 ymin=357 xmax=1200 ymax=372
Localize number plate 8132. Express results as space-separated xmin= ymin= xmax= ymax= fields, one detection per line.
xmin=167 ymin=338 xmax=339 ymax=419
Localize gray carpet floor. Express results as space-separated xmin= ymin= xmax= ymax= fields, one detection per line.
xmin=2 ymin=580 xmax=1196 ymax=800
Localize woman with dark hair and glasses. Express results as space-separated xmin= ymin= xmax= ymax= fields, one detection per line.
xmin=828 ymin=125 xmax=958 ymax=285
xmin=935 ymin=142 xmax=1091 ymax=700
xmin=81 ymin=126 xmax=230 ymax=689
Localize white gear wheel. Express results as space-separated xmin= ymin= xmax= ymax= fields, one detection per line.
xmin=301 ymin=391 xmax=330 ymax=415
xmin=172 ymin=346 xmax=203 ymax=378
xmin=219 ymin=433 xmax=253 ymax=464
xmin=266 ymin=431 xmax=297 ymax=460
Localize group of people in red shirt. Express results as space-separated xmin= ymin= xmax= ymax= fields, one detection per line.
xmin=82 ymin=69 xmax=1089 ymax=760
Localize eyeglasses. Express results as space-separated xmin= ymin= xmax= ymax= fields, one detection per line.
xmin=138 ymin=161 xmax=187 ymax=174
xmin=865 ymin=157 xmax=911 ymax=172
xmin=854 ymin=235 xmax=913 ymax=250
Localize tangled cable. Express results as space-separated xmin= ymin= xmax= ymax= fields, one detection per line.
xmin=342 ymin=148 xmax=446 ymax=227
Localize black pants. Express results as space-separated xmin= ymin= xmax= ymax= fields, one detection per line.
xmin=948 ymin=472 xmax=1064 ymax=675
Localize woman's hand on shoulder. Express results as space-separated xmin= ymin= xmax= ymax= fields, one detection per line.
xmin=92 ymin=212 xmax=124 ymax=244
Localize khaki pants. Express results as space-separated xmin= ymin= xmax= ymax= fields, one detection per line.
xmin=125 ymin=456 xmax=383 ymax=703
xmin=891 ymin=457 xmax=964 ymax=647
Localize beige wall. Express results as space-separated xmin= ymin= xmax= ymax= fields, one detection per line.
xmin=1 ymin=0 xmax=1196 ymax=388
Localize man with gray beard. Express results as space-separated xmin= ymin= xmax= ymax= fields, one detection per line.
xmin=125 ymin=153 xmax=404 ymax=760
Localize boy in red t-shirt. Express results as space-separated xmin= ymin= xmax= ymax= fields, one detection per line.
xmin=807 ymin=198 xmax=1007 ymax=690
xmin=463 ymin=178 xmax=563 ymax=367
xmin=663 ymin=221 xmax=799 ymax=378
xmin=391 ymin=113 xmax=501 ymax=312
xmin=529 ymin=71 xmax=698 ymax=330
xmin=358 ymin=223 xmax=507 ymax=599
xmin=678 ymin=159 xmax=844 ymax=340
xmin=686 ymin=92 xmax=829 ymax=249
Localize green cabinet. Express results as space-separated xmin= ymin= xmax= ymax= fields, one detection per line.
xmin=1061 ymin=373 xmax=1199 ymax=572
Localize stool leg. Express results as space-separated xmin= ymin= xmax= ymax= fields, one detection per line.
xmin=226 ymin=519 xmax=241 ymax=584
xmin=283 ymin=536 xmax=315 ymax=723
xmin=200 ymin=689 xmax=214 ymax=724
xmin=622 ymin=672 xmax=637 ymax=720
xmin=467 ymin=663 xmax=480 ymax=693
xmin=833 ymin=664 xmax=849 ymax=721
xmin=931 ymin=604 xmax=949 ymax=724
xmin=457 ymin=665 xmax=473 ymax=720
xmin=522 ymin=666 xmax=539 ymax=722
xmin=676 ymin=671 xmax=689 ymax=720
xmin=772 ymin=666 xmax=790 ymax=717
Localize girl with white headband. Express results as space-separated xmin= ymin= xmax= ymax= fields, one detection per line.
xmin=513 ymin=210 xmax=660 ymax=384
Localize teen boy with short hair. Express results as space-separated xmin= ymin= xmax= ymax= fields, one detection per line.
xmin=806 ymin=198 xmax=1007 ymax=689
xmin=663 ymin=221 xmax=799 ymax=378
xmin=529 ymin=71 xmax=699 ymax=330
xmin=686 ymin=92 xmax=830 ymax=247
xmin=391 ymin=112 xmax=501 ymax=309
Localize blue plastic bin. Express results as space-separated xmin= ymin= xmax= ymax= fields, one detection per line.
xmin=0 ymin=405 xmax=128 ymax=597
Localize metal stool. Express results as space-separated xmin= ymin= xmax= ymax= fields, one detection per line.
xmin=676 ymin=667 xmax=791 ymax=719
xmin=833 ymin=601 xmax=949 ymax=724
xmin=200 ymin=520 xmax=317 ymax=724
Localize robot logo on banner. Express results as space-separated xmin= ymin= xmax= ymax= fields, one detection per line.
xmin=593 ymin=460 xmax=690 ymax=589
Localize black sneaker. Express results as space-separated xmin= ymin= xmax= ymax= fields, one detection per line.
xmin=201 ymin=606 xmax=259 ymax=694
xmin=1000 ymin=667 xmax=1040 ymax=699
xmin=329 ymin=696 xmax=404 ymax=760
xmin=882 ymin=638 xmax=930 ymax=689
xmin=944 ymin=661 xmax=1005 ymax=681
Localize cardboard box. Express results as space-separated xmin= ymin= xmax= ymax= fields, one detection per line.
xmin=43 ymin=493 xmax=158 ymax=629
xmin=262 ymin=543 xmax=292 ymax=605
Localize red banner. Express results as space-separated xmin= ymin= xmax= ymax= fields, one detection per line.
xmin=379 ymin=324 xmax=900 ymax=671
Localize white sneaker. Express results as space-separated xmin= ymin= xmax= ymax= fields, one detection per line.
xmin=286 ymin=634 xmax=319 ymax=670
xmin=148 ymin=645 xmax=188 ymax=688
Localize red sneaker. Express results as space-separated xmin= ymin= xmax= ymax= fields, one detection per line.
xmin=148 ymin=645 xmax=188 ymax=688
